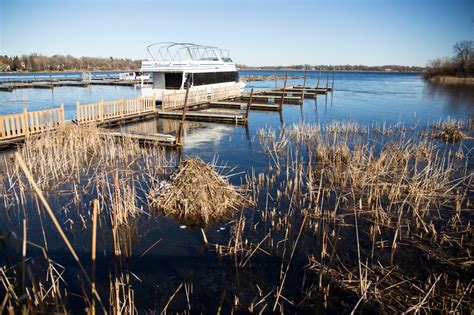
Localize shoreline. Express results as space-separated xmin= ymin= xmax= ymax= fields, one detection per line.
xmin=427 ymin=75 xmax=474 ymax=85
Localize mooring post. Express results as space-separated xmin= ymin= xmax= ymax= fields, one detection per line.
xmin=177 ymin=86 xmax=190 ymax=145
xmin=245 ymin=88 xmax=254 ymax=120
xmin=317 ymin=67 xmax=321 ymax=89
xmin=326 ymin=71 xmax=329 ymax=89
xmin=301 ymin=66 xmax=308 ymax=103
xmin=332 ymin=72 xmax=335 ymax=91
xmin=279 ymin=70 xmax=288 ymax=112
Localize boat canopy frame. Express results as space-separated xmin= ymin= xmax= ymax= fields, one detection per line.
xmin=146 ymin=42 xmax=232 ymax=63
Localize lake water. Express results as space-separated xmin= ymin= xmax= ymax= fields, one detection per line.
xmin=0 ymin=71 xmax=473 ymax=313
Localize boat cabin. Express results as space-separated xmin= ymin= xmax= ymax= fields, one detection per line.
xmin=140 ymin=43 xmax=244 ymax=101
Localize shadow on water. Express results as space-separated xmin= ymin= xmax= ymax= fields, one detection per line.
xmin=424 ymin=81 xmax=474 ymax=111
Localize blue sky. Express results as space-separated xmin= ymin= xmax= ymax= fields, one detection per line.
xmin=0 ymin=0 xmax=472 ymax=66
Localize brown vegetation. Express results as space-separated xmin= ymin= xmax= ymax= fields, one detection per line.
xmin=148 ymin=158 xmax=248 ymax=226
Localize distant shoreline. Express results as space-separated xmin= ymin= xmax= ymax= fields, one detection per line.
xmin=1 ymin=69 xmax=424 ymax=75
xmin=428 ymin=75 xmax=474 ymax=85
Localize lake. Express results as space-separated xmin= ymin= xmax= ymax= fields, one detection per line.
xmin=0 ymin=71 xmax=472 ymax=313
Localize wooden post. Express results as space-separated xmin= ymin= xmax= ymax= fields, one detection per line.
xmin=332 ymin=72 xmax=335 ymax=91
xmin=100 ymin=98 xmax=104 ymax=121
xmin=245 ymin=88 xmax=253 ymax=120
xmin=177 ymin=86 xmax=190 ymax=145
xmin=326 ymin=71 xmax=329 ymax=89
xmin=60 ymin=103 xmax=65 ymax=125
xmin=76 ymin=101 xmax=80 ymax=124
xmin=22 ymin=108 xmax=29 ymax=136
xmin=279 ymin=70 xmax=288 ymax=112
xmin=120 ymin=97 xmax=124 ymax=117
xmin=317 ymin=68 xmax=321 ymax=89
xmin=301 ymin=66 xmax=307 ymax=103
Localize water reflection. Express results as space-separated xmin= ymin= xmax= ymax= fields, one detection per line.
xmin=424 ymin=81 xmax=474 ymax=112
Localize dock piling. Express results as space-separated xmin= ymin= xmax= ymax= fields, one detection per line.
xmin=279 ymin=70 xmax=288 ymax=112
xmin=245 ymin=88 xmax=254 ymax=119
xmin=301 ymin=66 xmax=308 ymax=103
xmin=177 ymin=86 xmax=190 ymax=145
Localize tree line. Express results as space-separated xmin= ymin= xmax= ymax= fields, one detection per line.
xmin=236 ymin=64 xmax=425 ymax=72
xmin=0 ymin=54 xmax=141 ymax=72
xmin=424 ymin=40 xmax=474 ymax=78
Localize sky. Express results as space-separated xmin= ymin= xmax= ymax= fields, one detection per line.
xmin=0 ymin=0 xmax=473 ymax=66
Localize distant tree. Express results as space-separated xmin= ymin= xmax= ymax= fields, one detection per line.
xmin=11 ymin=56 xmax=22 ymax=71
xmin=453 ymin=40 xmax=473 ymax=64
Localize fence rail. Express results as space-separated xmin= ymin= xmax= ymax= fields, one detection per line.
xmin=76 ymin=96 xmax=156 ymax=124
xmin=162 ymin=89 xmax=209 ymax=110
xmin=0 ymin=105 xmax=65 ymax=141
xmin=210 ymin=85 xmax=242 ymax=101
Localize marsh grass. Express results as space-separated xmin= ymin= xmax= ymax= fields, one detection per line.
xmin=0 ymin=120 xmax=472 ymax=313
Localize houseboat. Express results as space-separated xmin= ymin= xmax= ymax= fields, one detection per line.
xmin=140 ymin=42 xmax=244 ymax=102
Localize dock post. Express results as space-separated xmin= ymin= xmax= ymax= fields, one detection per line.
xmin=326 ymin=71 xmax=329 ymax=89
xmin=22 ymin=108 xmax=29 ymax=136
xmin=120 ymin=97 xmax=124 ymax=118
xmin=60 ymin=103 xmax=65 ymax=125
xmin=100 ymin=98 xmax=104 ymax=121
xmin=332 ymin=72 xmax=335 ymax=91
xmin=245 ymin=88 xmax=254 ymax=120
xmin=279 ymin=70 xmax=288 ymax=112
xmin=76 ymin=101 xmax=80 ymax=124
xmin=317 ymin=67 xmax=321 ymax=89
xmin=177 ymin=86 xmax=190 ymax=145
xmin=301 ymin=66 xmax=307 ymax=103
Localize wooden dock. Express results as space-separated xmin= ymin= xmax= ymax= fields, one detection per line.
xmin=157 ymin=109 xmax=246 ymax=124
xmin=100 ymin=131 xmax=177 ymax=146
xmin=209 ymin=101 xmax=279 ymax=111
xmin=0 ymin=79 xmax=152 ymax=91
xmin=0 ymin=74 xmax=336 ymax=150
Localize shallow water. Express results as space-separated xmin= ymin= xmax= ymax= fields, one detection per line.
xmin=0 ymin=71 xmax=473 ymax=313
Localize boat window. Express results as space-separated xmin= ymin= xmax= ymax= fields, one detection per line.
xmin=165 ymin=72 xmax=183 ymax=89
xmin=222 ymin=57 xmax=233 ymax=63
xmin=193 ymin=71 xmax=239 ymax=86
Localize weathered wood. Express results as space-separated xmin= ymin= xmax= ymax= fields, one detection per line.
xmin=156 ymin=110 xmax=246 ymax=124
xmin=209 ymin=101 xmax=279 ymax=111
xmin=177 ymin=86 xmax=190 ymax=145
xmin=100 ymin=131 xmax=177 ymax=146
xmin=279 ymin=70 xmax=288 ymax=111
xmin=245 ymin=88 xmax=253 ymax=119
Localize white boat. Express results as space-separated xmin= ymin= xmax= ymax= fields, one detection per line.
xmin=119 ymin=71 xmax=151 ymax=81
xmin=140 ymin=42 xmax=245 ymax=102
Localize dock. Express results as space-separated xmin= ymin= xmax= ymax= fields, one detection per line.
xmin=100 ymin=131 xmax=177 ymax=146
xmin=0 ymin=72 xmax=333 ymax=150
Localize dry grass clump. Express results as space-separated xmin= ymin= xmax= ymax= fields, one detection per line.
xmin=149 ymin=158 xmax=248 ymax=226
xmin=430 ymin=117 xmax=471 ymax=142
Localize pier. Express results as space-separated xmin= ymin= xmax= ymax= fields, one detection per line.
xmin=0 ymin=75 xmax=333 ymax=149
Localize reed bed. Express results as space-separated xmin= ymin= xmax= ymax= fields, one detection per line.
xmin=207 ymin=120 xmax=472 ymax=312
xmin=0 ymin=119 xmax=472 ymax=313
xmin=0 ymin=124 xmax=176 ymax=313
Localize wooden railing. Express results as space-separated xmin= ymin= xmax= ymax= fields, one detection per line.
xmin=210 ymin=85 xmax=242 ymax=101
xmin=0 ymin=105 xmax=65 ymax=141
xmin=162 ymin=89 xmax=209 ymax=111
xmin=77 ymin=96 xmax=156 ymax=124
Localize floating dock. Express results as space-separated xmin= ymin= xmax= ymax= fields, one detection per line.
xmin=0 ymin=75 xmax=333 ymax=150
